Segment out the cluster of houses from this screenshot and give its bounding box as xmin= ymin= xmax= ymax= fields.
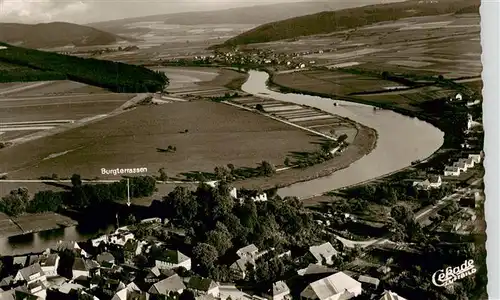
xmin=0 ymin=222 xmax=409 ymax=300
xmin=443 ymin=153 xmax=482 ymax=177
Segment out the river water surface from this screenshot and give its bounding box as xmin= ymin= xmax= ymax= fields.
xmin=0 ymin=69 xmax=444 ymax=255
xmin=241 ymin=70 xmax=444 ymax=198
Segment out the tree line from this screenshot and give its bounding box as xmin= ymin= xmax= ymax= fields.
xmin=0 ymin=174 xmax=157 ymax=217
xmin=0 ymin=42 xmax=168 ymax=93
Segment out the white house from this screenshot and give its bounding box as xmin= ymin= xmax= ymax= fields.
xmin=466 ymin=99 xmax=480 ymax=107
xmin=455 ymin=93 xmax=463 ymax=101
xmin=111 ymin=282 xmax=142 ymax=300
xmin=155 ymin=250 xmax=191 ymax=271
xmin=108 ymin=229 xmax=135 ymax=246
xmin=444 ymin=166 xmax=461 ymax=177
xmin=380 ymin=290 xmax=407 ymax=300
xmin=269 ymin=281 xmax=290 ymax=300
xmin=413 ymin=175 xmax=442 ymax=190
xmin=300 ymin=272 xmax=362 ymax=300
xmin=72 ymin=258 xmax=91 ymax=279
xmin=453 ymin=161 xmax=468 ymax=172
xmin=39 ymin=254 xmax=59 ymax=278
xmin=466 ymin=114 xmax=473 ymax=130
xmin=236 ymin=244 xmax=259 ymax=260
xmin=250 ymin=193 xmax=268 ymax=202
xmin=309 ymin=242 xmax=338 ymax=265
xmin=469 ymin=154 xmax=482 ymax=164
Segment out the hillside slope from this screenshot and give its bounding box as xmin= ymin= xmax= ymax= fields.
xmin=218 ymin=0 xmax=479 ymax=47
xmin=0 ymin=43 xmax=167 ymax=93
xmin=0 ymin=22 xmax=128 ymax=49
xmin=90 ymin=0 xmax=402 ymax=31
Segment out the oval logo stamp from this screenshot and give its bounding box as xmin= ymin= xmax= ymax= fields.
xmin=432 ymin=259 xmax=477 ymax=287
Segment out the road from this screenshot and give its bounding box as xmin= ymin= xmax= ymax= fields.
xmin=335 ymin=177 xmax=483 ymax=249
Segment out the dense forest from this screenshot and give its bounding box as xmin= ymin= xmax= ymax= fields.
xmin=0 ymin=43 xmax=168 ymax=93
xmin=217 ymin=0 xmax=479 ymax=47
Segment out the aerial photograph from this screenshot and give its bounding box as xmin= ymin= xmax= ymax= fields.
xmin=0 ymin=0 xmax=486 ymax=299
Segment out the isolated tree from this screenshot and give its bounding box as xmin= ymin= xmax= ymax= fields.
xmin=255 ymin=104 xmax=264 ymax=112
xmin=259 ymin=161 xmax=276 ymax=177
xmin=214 ymin=166 xmax=231 ymax=181
xmin=158 ymin=168 xmax=168 ymax=182
xmin=227 ymin=164 xmax=235 ymax=173
xmin=284 ymin=157 xmax=291 ymax=167
xmin=71 ymin=174 xmax=82 ymax=187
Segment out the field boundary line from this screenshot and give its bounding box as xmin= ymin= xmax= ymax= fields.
xmin=222 ymin=100 xmax=336 ymax=141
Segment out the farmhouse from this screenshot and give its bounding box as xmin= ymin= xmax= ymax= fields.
xmin=300 ymin=272 xmax=362 ymax=300
xmin=468 ymin=153 xmax=482 ymax=164
xmin=14 ymin=263 xmax=46 ymax=285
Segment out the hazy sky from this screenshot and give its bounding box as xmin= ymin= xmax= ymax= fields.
xmin=0 ymin=0 xmax=314 ymax=24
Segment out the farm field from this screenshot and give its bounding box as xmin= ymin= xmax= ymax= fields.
xmin=5 ymin=80 xmax=110 ymax=97
xmin=0 ymin=93 xmax=135 ymax=142
xmin=252 ymin=13 xmax=480 ymax=108
xmin=0 ymin=101 xmax=323 ymax=180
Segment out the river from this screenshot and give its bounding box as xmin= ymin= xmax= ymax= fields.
xmin=0 ymin=69 xmax=444 ymax=255
xmin=241 ymin=70 xmax=444 ymax=198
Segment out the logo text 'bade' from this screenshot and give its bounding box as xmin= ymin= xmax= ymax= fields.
xmin=101 ymin=167 xmax=148 ymax=176
xmin=432 ymin=259 xmax=476 ymax=287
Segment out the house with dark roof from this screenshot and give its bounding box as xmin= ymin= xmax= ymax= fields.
xmin=97 ymin=252 xmax=116 ymax=265
xmin=72 ymin=258 xmax=92 ymax=280
xmin=187 ymin=276 xmax=219 ymax=297
xmin=14 ymin=263 xmax=46 ymax=285
xmin=230 ymin=257 xmax=255 ymax=280
xmin=144 ymin=267 xmax=162 ymax=283
xmin=148 ymin=274 xmax=186 ymax=296
xmin=155 ymin=250 xmax=191 ymax=271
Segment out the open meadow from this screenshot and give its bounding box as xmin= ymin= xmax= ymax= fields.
xmin=0 ymin=100 xmax=323 ymax=180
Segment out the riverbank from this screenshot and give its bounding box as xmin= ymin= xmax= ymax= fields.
xmin=233 ymin=122 xmax=377 ymax=191
xmin=0 ymin=211 xmax=78 ymax=238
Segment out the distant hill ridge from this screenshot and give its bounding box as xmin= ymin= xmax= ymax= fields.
xmin=217 ymin=0 xmax=479 ymax=47
xmin=0 ymin=22 xmax=129 ymax=49
xmin=89 ymin=0 xmax=403 ymax=31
